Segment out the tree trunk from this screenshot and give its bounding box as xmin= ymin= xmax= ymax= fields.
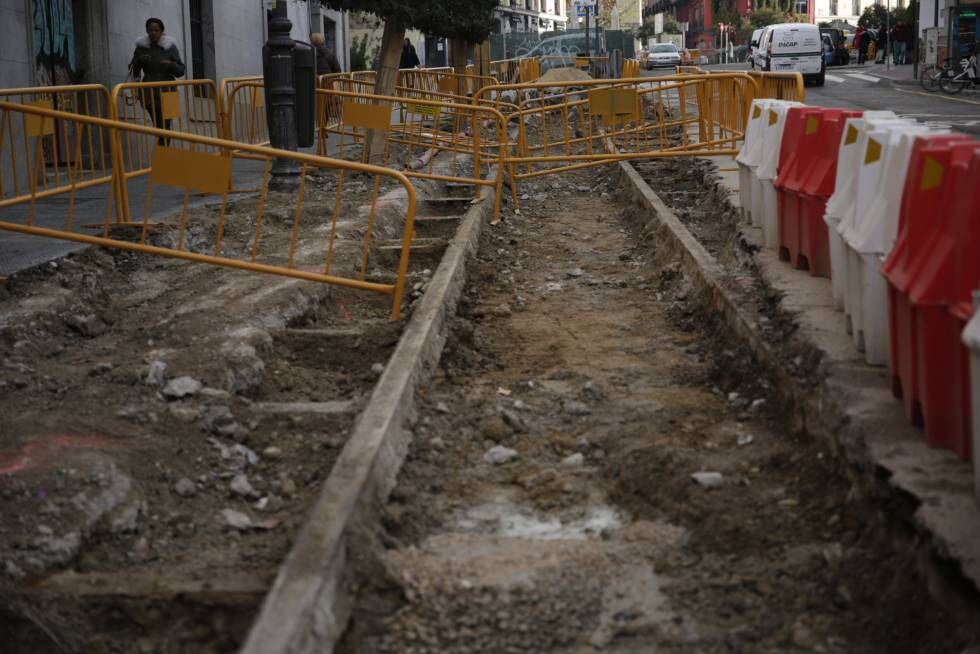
xmin=366 ymin=20 xmax=405 ymax=165
xmin=449 ymin=38 xmax=468 ymax=97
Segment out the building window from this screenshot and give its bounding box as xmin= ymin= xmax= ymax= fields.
xmin=852 ymin=0 xmax=860 ymax=15
xmin=830 ymin=0 xmax=838 ymax=15
xmin=795 ymin=0 xmax=808 ymax=15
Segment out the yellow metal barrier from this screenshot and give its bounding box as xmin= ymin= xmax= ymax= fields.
xmin=748 ymin=71 xmax=805 ymax=102
xmin=518 ymin=59 xmax=542 ymax=83
xmin=621 ymin=59 xmax=641 ymax=79
xmin=219 ymin=76 xmax=268 ymax=149
xmin=316 ymin=88 xmax=506 ymax=220
xmin=110 ymin=79 xmax=224 ymax=222
xmin=675 ymin=65 xmax=707 ymax=75
xmin=473 ymin=74 xmax=755 ymax=209
xmin=0 ymin=100 xmax=418 ymax=320
xmin=490 ymin=58 xmax=522 ymax=85
xmin=0 ymin=84 xmax=114 ymax=214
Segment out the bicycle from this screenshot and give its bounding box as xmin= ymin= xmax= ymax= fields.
xmin=939 ymin=52 xmax=979 ymax=94
xmin=919 ymin=59 xmax=954 ymax=92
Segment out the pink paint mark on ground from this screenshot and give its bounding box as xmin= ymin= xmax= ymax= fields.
xmin=337 ymin=300 xmax=353 ymax=321
xmin=0 ymin=435 xmax=113 ymax=476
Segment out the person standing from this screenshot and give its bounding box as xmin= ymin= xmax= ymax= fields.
xmin=311 ymin=33 xmax=341 ymax=75
xmin=128 ymin=18 xmax=185 ymax=144
xmin=875 ymin=28 xmax=887 ymax=63
xmin=854 ymin=27 xmax=865 ymax=64
xmin=859 ymin=28 xmax=872 ymax=65
xmin=400 ymin=38 xmax=421 ymax=69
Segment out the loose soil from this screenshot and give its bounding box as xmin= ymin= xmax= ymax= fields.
xmin=340 ymin=168 xmax=980 ymax=653
xmin=0 ymin=168 xmax=443 ymax=652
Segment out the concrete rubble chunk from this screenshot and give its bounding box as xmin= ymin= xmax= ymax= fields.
xmin=230 ymin=474 xmax=257 ymax=498
xmin=483 ymin=445 xmax=519 ymax=465
xmin=174 ymin=478 xmax=197 ymax=498
xmin=691 ymin=471 xmax=724 ymax=488
xmin=162 ymin=376 xmax=203 ymax=400
xmin=145 ymin=360 xmax=168 ymax=386
xmin=221 ymin=508 xmax=253 ymax=531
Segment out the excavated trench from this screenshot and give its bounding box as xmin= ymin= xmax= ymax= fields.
xmin=338 ymin=166 xmax=980 ymax=654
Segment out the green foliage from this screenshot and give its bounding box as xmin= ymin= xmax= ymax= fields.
xmin=748 ymin=7 xmax=788 ymax=28
xmin=349 ymin=33 xmax=375 ymax=71
xmin=635 ymin=12 xmax=682 ymax=42
xmin=321 ymin=0 xmax=497 ymax=42
xmin=858 ymin=3 xmax=888 ymax=28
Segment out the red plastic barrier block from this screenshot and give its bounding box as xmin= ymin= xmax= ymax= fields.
xmin=775 ymin=107 xmax=824 ymax=270
xmin=881 ymin=135 xmax=971 ymax=423
xmin=797 ymin=109 xmax=862 ymax=279
xmin=909 ymin=145 xmax=980 ymax=460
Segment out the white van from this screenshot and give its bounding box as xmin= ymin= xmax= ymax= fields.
xmin=747 ymin=28 xmax=764 ymax=69
xmin=753 ymin=23 xmax=825 ymax=86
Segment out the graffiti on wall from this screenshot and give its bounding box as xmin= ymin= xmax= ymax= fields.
xmin=33 ymin=0 xmax=77 ymax=86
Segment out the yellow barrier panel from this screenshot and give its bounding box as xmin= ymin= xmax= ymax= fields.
xmin=0 ymin=100 xmax=418 ymax=320
xmin=110 ymin=79 xmax=223 ymax=222
xmin=747 ymin=71 xmax=806 ymax=102
xmin=473 ymin=74 xmax=755 ymax=210
xmin=621 ymin=59 xmax=641 ymax=79
xmin=316 ymin=88 xmax=506 ymax=221
xmin=220 ymin=76 xmax=268 ymax=151
xmin=0 ymin=84 xmax=114 ymax=215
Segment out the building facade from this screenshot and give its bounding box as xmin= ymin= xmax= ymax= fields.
xmin=494 ymin=0 xmax=569 ymax=33
xmin=919 ymin=0 xmax=979 ymax=59
xmin=3 ymin=0 xmax=349 ymax=92
xmin=813 ymin=0 xmax=909 ymax=28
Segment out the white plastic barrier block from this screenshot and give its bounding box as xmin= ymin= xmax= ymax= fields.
xmin=847 ymin=126 xmax=939 ymax=365
xmin=736 ymin=99 xmax=779 ymax=226
xmin=962 ymin=302 xmax=980 ymax=501
xmin=753 ymin=102 xmax=803 ymax=249
xmin=823 ymin=111 xmax=897 ymax=314
xmin=840 ymin=119 xmax=917 ymax=358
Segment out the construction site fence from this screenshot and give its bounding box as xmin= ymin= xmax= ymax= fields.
xmin=0 ymin=99 xmax=418 ymax=319
xmin=472 ymin=73 xmax=755 ymax=210
xmin=314 ymin=87 xmax=506 ymax=221
xmin=0 ymin=84 xmax=115 ymax=212
xmin=219 ymin=76 xmax=269 ymax=150
xmin=747 ymin=71 xmax=806 ymax=102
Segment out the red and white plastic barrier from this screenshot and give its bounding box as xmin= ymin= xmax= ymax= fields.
xmin=736 ymin=100 xmax=980 ymax=494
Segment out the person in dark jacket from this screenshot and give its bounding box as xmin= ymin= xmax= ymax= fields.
xmin=128 ymin=18 xmax=185 ymax=143
xmin=858 ymin=29 xmax=871 ymax=64
xmin=399 ymin=38 xmax=421 ymax=69
xmin=875 ymin=28 xmax=887 ymax=63
xmin=311 ymin=33 xmax=341 ymax=75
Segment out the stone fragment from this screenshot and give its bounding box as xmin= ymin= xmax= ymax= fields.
xmin=483 ymin=445 xmax=519 ymax=465
xmin=162 ymin=376 xmax=202 ymax=400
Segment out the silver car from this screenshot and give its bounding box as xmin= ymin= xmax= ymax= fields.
xmin=647 ymin=43 xmax=682 ymax=69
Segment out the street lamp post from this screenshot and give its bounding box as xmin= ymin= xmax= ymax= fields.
xmin=264 ymin=0 xmax=300 ymax=191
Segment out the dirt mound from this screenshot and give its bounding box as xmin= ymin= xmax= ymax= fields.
xmin=537 ymin=66 xmax=593 ymax=84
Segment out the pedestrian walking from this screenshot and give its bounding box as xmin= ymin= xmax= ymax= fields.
xmin=128 ymin=17 xmax=185 ymax=144
xmin=858 ymin=28 xmax=871 ymax=64
xmin=891 ymin=22 xmax=909 ymax=65
xmin=875 ymin=28 xmax=887 ymax=63
xmin=854 ymin=27 xmax=865 ymax=63
xmin=311 ymin=33 xmax=341 ymax=75
xmin=400 ymin=38 xmax=421 ymax=69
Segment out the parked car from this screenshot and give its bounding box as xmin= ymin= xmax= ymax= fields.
xmin=753 ymin=23 xmax=825 ymax=86
xmin=647 ymin=43 xmax=682 ymax=69
xmin=747 ymin=28 xmax=764 ymax=69
xmin=819 ymin=27 xmax=850 ymax=66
